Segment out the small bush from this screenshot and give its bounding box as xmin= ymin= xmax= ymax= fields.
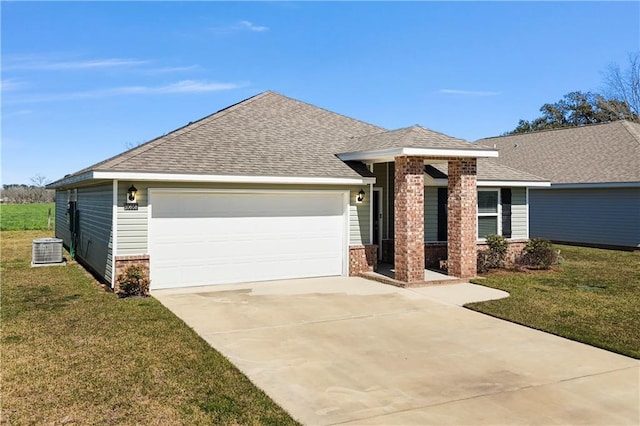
xmin=477 ymin=234 xmax=508 ymax=273
xmin=116 ymin=265 xmax=150 ymax=298
xmin=518 ymin=238 xmax=559 ymax=270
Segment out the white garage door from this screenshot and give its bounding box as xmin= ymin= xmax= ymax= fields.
xmin=149 ymin=190 xmax=347 ymax=289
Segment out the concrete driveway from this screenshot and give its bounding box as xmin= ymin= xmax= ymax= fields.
xmin=153 ymin=277 xmax=639 ymax=425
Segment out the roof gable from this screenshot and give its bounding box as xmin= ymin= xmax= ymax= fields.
xmin=476 ymin=121 xmax=640 ymax=184
xmin=70 ymin=91 xmax=385 ymax=181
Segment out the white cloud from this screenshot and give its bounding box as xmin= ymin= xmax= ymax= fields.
xmin=109 ymin=80 xmax=245 ymax=95
xmin=438 ymin=89 xmax=502 ymax=97
xmin=210 ymin=20 xmax=269 ymax=34
xmin=3 ymin=109 xmax=32 ymax=118
xmin=3 ymin=80 xmax=247 ymax=104
xmin=139 ymin=65 xmax=200 ymax=74
xmin=238 ymin=20 xmax=269 ymax=32
xmin=1 ymin=79 xmax=28 ymax=91
xmin=4 ymin=56 xmax=149 ymax=71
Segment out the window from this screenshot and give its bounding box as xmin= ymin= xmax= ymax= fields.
xmin=478 ymin=190 xmax=499 ymax=239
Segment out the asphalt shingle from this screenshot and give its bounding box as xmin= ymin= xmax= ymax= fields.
xmin=57 ymin=91 xmax=549 ymax=185
xmin=476 ymin=121 xmax=640 ymax=184
xmin=429 ymin=159 xmax=547 ymax=182
xmin=342 ymin=125 xmax=493 ymax=152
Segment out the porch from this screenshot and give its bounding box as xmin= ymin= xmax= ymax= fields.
xmin=361 ymin=263 xmax=463 ymax=287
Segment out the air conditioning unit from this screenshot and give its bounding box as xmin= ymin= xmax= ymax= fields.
xmin=32 ymin=238 xmax=64 ymax=265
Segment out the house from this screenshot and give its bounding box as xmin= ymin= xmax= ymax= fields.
xmin=47 ymin=91 xmax=549 ymax=290
xmin=477 ymin=121 xmax=640 ymax=250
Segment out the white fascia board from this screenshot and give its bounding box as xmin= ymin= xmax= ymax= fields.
xmin=478 ymin=180 xmax=551 ymax=188
xmin=424 ymin=177 xmax=550 ymax=187
xmin=545 ymin=181 xmax=640 ymax=189
xmin=338 ymin=147 xmax=499 ymax=162
xmin=92 ymin=171 xmax=376 ymax=185
xmin=46 ymin=172 xmax=94 ymax=189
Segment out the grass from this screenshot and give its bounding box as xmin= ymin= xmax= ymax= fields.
xmin=1 ymin=230 xmax=298 ymax=425
xmin=467 ymin=244 xmax=640 ymax=359
xmin=1 ymin=203 xmax=55 ymax=231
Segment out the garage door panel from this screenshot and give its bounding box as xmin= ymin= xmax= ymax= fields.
xmin=152 ymin=192 xmax=343 ymax=218
xmin=149 ymin=191 xmax=346 ymax=289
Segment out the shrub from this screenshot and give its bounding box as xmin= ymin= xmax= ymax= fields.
xmin=116 ymin=265 xmax=150 ymax=298
xmin=518 ymin=238 xmax=559 ymax=270
xmin=477 ymin=234 xmax=508 ymax=273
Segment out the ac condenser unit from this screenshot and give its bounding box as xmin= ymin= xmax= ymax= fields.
xmin=32 ymin=238 xmax=64 ymax=265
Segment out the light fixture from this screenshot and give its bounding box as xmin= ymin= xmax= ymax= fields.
xmin=356 ymin=189 xmax=365 ymax=203
xmin=127 ymin=185 xmax=138 ymax=202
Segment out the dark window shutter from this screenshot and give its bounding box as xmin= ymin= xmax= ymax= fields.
xmin=501 ymin=188 xmax=512 ymax=238
xmin=437 ymin=188 xmax=448 ymax=241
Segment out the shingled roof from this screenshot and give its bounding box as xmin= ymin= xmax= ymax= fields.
xmin=50 ymin=91 xmax=546 ymax=188
xmin=476 ymin=121 xmax=640 ymax=184
xmin=427 ymin=158 xmax=547 ymax=183
xmin=342 ymin=125 xmax=494 ymax=153
xmin=67 ymin=91 xmax=384 ymax=181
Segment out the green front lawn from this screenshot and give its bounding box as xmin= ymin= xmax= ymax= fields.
xmin=468 ymin=244 xmax=640 ymax=359
xmin=1 ymin=231 xmax=298 ymax=425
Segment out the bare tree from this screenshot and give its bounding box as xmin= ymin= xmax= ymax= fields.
xmin=1 ymin=175 xmax=54 ymax=203
xmin=602 ymin=52 xmax=640 ymax=123
xmin=30 ymin=174 xmax=50 ymax=187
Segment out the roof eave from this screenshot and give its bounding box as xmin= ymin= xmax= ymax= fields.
xmin=426 ymin=177 xmax=550 ymax=187
xmin=547 ymin=181 xmax=640 ymax=189
xmin=46 ymin=171 xmax=95 ymax=189
xmin=337 ymin=147 xmax=499 ymax=163
xmin=47 ymin=171 xmax=376 ymax=188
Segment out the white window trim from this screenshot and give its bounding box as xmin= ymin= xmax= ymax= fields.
xmin=477 ymin=188 xmax=501 ymax=241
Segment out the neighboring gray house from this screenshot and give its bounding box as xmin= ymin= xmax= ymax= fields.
xmin=477 ymin=121 xmax=640 ymax=249
xmin=48 ymin=91 xmax=548 ymax=290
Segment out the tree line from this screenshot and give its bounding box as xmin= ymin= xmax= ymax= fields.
xmin=1 ymin=175 xmax=55 ymax=204
xmin=507 ymin=53 xmax=639 ymax=134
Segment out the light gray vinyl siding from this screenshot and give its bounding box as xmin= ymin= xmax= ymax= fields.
xmin=75 ymin=184 xmax=113 ymax=283
xmin=423 ymin=186 xmax=528 ymax=242
xmin=424 ymin=187 xmax=438 ymax=241
xmin=116 ymin=182 xmax=370 ymax=256
xmin=511 ymin=188 xmax=527 ymax=239
xmin=117 ymin=182 xmax=149 ymax=255
xmin=54 ymin=190 xmax=71 ymax=246
xmin=349 ymin=187 xmax=370 ymax=245
xmin=530 ymin=187 xmax=640 ymax=248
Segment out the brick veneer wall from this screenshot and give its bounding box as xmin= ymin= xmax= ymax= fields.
xmin=394 ymin=156 xmax=425 ymax=283
xmin=447 ymin=158 xmax=478 ymax=279
xmin=114 ymin=255 xmax=150 ymax=291
xmin=477 ymin=239 xmax=527 ymax=266
xmin=383 ymin=240 xmax=528 ymax=272
xmin=349 ymin=245 xmax=378 ymax=276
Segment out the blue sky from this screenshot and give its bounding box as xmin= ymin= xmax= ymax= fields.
xmin=2 ymin=1 xmax=639 ymax=185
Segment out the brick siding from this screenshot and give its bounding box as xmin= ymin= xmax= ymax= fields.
xmin=394 ymin=156 xmax=425 ymax=282
xmin=447 ymin=158 xmax=478 ymax=278
xmin=349 ymin=245 xmax=378 ymax=276
xmin=114 ymin=255 xmax=150 ymax=292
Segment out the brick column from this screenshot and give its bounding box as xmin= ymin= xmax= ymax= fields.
xmin=394 ymin=156 xmax=424 ymax=283
xmin=447 ymin=158 xmax=478 ymax=278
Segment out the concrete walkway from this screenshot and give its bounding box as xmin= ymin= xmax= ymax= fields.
xmin=153 ymin=277 xmax=639 ymax=425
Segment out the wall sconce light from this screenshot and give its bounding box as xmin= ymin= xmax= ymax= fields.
xmin=127 ymin=185 xmax=138 ymax=202
xmin=356 ymin=189 xmax=365 ymax=204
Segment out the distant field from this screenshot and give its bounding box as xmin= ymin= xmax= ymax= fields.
xmin=0 ymin=203 xmax=55 ymax=231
